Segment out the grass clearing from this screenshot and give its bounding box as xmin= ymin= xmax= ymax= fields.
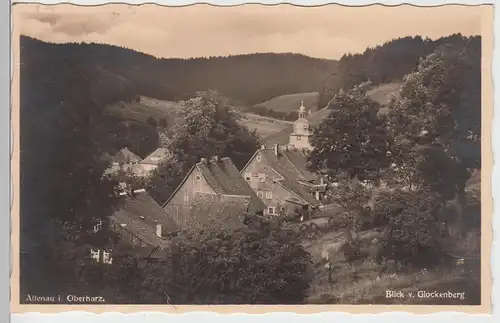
xmin=254 ymin=92 xmax=319 ymax=114
xmin=304 ymin=225 xmax=480 ymax=305
xmin=237 ymin=113 xmax=291 ymax=138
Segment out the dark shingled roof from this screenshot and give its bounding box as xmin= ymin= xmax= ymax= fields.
xmin=188 ymin=194 xmax=251 ymax=230
xmin=112 ymin=190 xmax=179 ymax=248
xmin=196 ymin=157 xmax=266 ymax=214
xmin=281 ymin=149 xmax=317 ymax=182
xmin=260 ymin=148 xmax=321 ymax=207
xmin=112 ymin=148 xmax=142 ymax=165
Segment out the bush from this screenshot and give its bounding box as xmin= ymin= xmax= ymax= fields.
xmin=159 ymin=215 xmax=314 ymax=304
xmin=376 ymin=189 xmax=445 ymax=267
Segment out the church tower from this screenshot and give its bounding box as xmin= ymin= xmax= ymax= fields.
xmin=289 ymin=101 xmax=313 ymax=150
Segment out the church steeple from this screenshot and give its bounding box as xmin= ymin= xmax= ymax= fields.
xmin=288 ymin=101 xmax=313 ymax=150
xmin=299 ymin=100 xmax=306 ymax=119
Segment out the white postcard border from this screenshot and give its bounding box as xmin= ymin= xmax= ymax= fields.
xmin=6 ymin=0 xmax=498 ymax=322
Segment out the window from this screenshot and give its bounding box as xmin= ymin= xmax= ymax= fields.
xmin=244 ymin=172 xmax=251 ymax=181
xmin=93 ymin=220 xmax=102 ymax=233
xmin=258 ymin=173 xmax=266 ymax=182
xmin=103 ymin=251 xmax=113 ymax=264
xmin=265 ymin=191 xmax=273 ymax=200
xmin=303 ymin=124 xmax=308 ymax=130
xmin=256 ymin=155 xmax=262 ymax=162
xmin=195 ymin=175 xmax=201 ymax=192
xmin=268 ymin=206 xmax=276 ymax=215
xmin=257 ymin=191 xmax=264 ymax=199
xmin=90 ymin=249 xmax=100 ymax=261
xmin=297 ymin=135 xmax=301 ymax=141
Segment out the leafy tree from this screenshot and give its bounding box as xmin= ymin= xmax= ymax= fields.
xmin=149 ymin=91 xmax=260 ymax=204
xmin=375 ymin=189 xmax=446 ymax=267
xmin=19 ymin=37 xmax=128 ymax=298
xmin=59 ymin=212 xmax=314 ymax=305
xmin=159 ymin=214 xmax=313 ymax=304
xmin=319 ymin=34 xmax=476 ymax=106
xmin=308 ymin=86 xmax=392 ymax=183
xmin=386 ymin=41 xmax=481 ymax=227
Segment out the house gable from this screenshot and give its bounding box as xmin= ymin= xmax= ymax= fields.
xmin=164 ymin=157 xmax=265 ymax=226
xmin=163 ymin=165 xmax=216 ymax=208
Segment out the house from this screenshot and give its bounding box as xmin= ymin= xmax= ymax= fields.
xmin=91 ymin=188 xmax=179 ymax=263
xmin=162 ymin=156 xmax=266 ymax=227
xmin=241 ymin=144 xmax=327 ymax=217
xmin=137 ymin=148 xmax=169 ymax=176
xmin=240 ymin=101 xmax=328 ymax=217
xmin=104 ymin=147 xmax=142 ymax=176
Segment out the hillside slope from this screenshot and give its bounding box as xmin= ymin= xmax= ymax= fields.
xmin=21 ymin=35 xmax=338 ymax=106
xmin=254 ymin=92 xmax=320 ymax=114
xmin=318 ymin=33 xmax=480 ymax=107
xmin=263 ymin=82 xmax=402 ymax=145
xmin=105 ymin=96 xmax=292 ymax=140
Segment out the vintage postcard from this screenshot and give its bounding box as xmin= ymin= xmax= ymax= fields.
xmin=10 ymin=2 xmax=494 ymax=314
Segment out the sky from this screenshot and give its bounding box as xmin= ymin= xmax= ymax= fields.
xmin=13 ymin=3 xmax=489 ymax=60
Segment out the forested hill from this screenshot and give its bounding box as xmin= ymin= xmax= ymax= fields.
xmin=20 ymin=35 xmax=338 ymax=105
xmin=318 ymin=33 xmax=481 ymax=107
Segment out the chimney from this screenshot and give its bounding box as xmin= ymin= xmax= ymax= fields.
xmin=200 ymin=157 xmax=207 ymax=164
xmin=320 ymin=177 xmax=325 ymax=185
xmin=274 ymin=144 xmax=279 ymax=156
xmin=156 ymin=224 xmax=162 ymax=238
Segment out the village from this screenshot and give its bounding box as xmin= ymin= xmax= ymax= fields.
xmin=17 ymin=4 xmax=483 ymax=304
xmin=88 ymin=96 xmax=481 ymax=305
xmin=99 ymin=101 xmax=332 ymax=263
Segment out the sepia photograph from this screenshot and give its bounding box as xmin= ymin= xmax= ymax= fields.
xmin=10 ymin=2 xmax=493 ymax=312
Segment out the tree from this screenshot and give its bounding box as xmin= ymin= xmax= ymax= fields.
xmin=308 ymin=86 xmax=392 ymax=183
xmin=19 ymin=38 xmax=127 ymax=298
xmin=58 ymin=211 xmax=314 ymax=305
xmin=159 ymin=214 xmax=313 ymax=304
xmin=386 ymin=41 xmax=481 ymax=229
xmin=148 ymin=91 xmax=260 ymax=204
xmin=375 ymin=189 xmax=446 ymax=267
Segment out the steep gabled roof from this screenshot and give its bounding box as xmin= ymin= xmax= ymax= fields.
xmin=163 ymin=157 xmax=265 ymax=214
xmin=281 ymin=149 xmax=317 ymax=182
xmin=112 ymin=148 xmax=141 ymax=165
xmin=189 ymin=194 xmax=251 ymax=230
xmin=260 ymin=148 xmax=321 ymax=207
xmin=112 ymin=190 xmax=179 ymax=248
xmin=196 ymin=157 xmax=266 ymax=213
xmin=140 ymin=148 xmax=169 ymax=165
